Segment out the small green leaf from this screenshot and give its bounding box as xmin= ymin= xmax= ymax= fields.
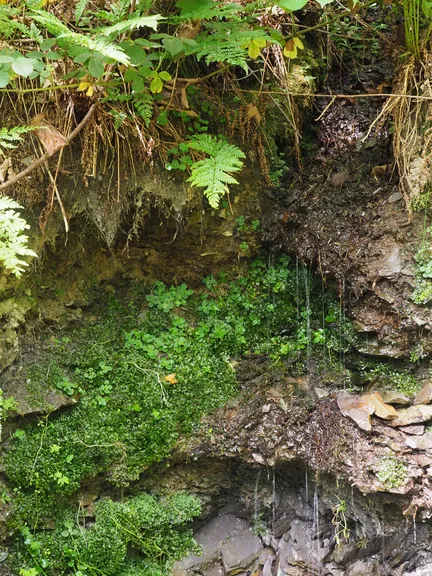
xmin=159 ymin=70 xmax=171 ymax=81
xmin=150 ymin=75 xmax=163 ymax=93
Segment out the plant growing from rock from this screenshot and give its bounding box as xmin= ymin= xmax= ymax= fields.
xmin=0 ymin=196 xmax=36 ymax=277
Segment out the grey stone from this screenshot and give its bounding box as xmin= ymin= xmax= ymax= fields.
xmin=401 ymin=425 xmax=425 ymax=435
xmin=315 ymin=387 xmax=329 ymax=399
xmin=389 ymin=405 xmax=432 ymax=427
xmin=221 ymin=528 xmax=263 ymax=572
xmin=173 ymin=514 xmax=251 ymax=573
xmin=346 ymin=560 xmax=377 ymax=575
xmin=388 ymin=191 xmax=403 ymax=203
xmin=403 ymin=564 xmax=432 ymax=576
xmin=337 ymin=391 xmax=374 ymax=432
xmin=381 ymin=390 xmax=411 ymax=406
xmin=204 ymin=567 xmax=225 ymax=576
xmin=406 ymin=432 xmax=432 ymax=450
xmin=414 ymin=381 xmax=432 ymax=405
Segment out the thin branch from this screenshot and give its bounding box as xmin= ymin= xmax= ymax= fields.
xmin=0 ymin=104 xmax=97 ymax=193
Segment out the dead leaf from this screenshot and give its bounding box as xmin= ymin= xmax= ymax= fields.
xmin=246 ymin=103 xmax=261 ymax=124
xmin=177 ymin=19 xmax=201 ymax=39
xmin=180 ymin=87 xmax=189 ymax=109
xmin=31 ymin=114 xmax=68 ymax=155
xmin=371 ymin=164 xmax=390 ymax=181
xmin=164 ymin=373 xmax=178 ymax=384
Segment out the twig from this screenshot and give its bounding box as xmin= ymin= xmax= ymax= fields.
xmin=0 ymin=104 xmax=97 ymax=193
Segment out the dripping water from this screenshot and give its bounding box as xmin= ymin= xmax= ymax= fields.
xmin=312 ymin=481 xmax=321 ymax=575
xmin=272 ymin=467 xmax=276 ymax=532
xmin=303 ymin=264 xmax=312 ymax=380
xmin=254 ymin=469 xmax=261 ymax=528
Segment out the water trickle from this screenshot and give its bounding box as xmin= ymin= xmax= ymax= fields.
xmin=413 ymin=516 xmax=417 ymax=545
xmin=303 ymin=264 xmax=312 ymax=379
xmin=312 ymin=481 xmax=322 ymax=575
xmin=272 ymin=467 xmax=276 ymax=532
xmin=254 ymin=469 xmax=261 ymax=527
xmin=339 ymin=277 xmax=346 ymax=389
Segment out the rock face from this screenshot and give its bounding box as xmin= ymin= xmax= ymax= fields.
xmin=389 ymin=405 xmax=432 ymax=427
xmin=414 ymin=381 xmax=432 ymax=405
xmin=162 ymin=458 xmax=430 ymax=576
xmin=337 ymin=391 xmax=397 ymax=432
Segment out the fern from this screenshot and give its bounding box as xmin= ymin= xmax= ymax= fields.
xmin=0 ymin=196 xmax=37 ymax=277
xmin=0 ymin=6 xmax=30 ymax=39
xmin=194 ymin=26 xmax=271 ymax=71
xmin=99 ymin=14 xmax=163 ymax=37
xmin=133 ymin=92 xmax=154 ymax=127
xmin=188 ymin=135 xmax=245 ymax=208
xmin=31 ymin=10 xmax=130 ymax=64
xmin=0 ymin=125 xmax=35 ymax=156
xmin=75 ymin=0 xmax=88 ymax=25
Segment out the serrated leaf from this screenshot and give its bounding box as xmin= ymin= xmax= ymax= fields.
xmin=100 ymin=15 xmax=163 ymax=37
xmin=11 ymin=57 xmax=34 ymax=78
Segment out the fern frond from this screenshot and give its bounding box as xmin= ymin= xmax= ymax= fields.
xmin=0 ymin=125 xmax=35 ymax=156
xmin=99 ymin=14 xmax=163 ymax=37
xmin=75 ymin=0 xmax=88 ymax=24
xmin=194 ymin=27 xmax=271 ymax=71
xmin=0 ymin=6 xmax=30 ymax=39
xmin=188 ymin=135 xmax=245 ymax=208
xmin=133 ymin=92 xmax=154 ymax=127
xmin=31 ymin=10 xmax=130 ymax=64
xmin=0 ymin=196 xmax=37 ymax=277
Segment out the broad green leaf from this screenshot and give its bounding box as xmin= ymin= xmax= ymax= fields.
xmin=88 ymin=57 xmax=104 ymax=78
xmin=316 ymin=0 xmax=334 ymax=5
xmin=11 ymin=57 xmax=34 ymax=78
xmin=123 ymin=44 xmax=149 ymax=66
xmin=137 ymin=66 xmax=153 ymax=78
xmin=0 ymin=70 xmax=10 ymax=88
xmin=276 ymin=0 xmax=308 ymax=11
xmin=248 ymin=38 xmax=266 ymax=59
xmin=176 ymin=0 xmax=212 ymax=15
xmin=124 ymin=68 xmax=138 ymax=82
xmin=150 ymin=76 xmax=163 ymax=93
xmin=132 ymin=75 xmax=144 ymax=92
xmin=163 ymin=37 xmax=185 ymax=57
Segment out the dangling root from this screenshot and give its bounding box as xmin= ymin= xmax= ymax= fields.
xmin=366 ymin=53 xmax=432 ymax=216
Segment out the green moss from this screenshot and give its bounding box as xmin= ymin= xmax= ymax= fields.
xmin=4 ymin=256 xmax=346 ymax=573
xmin=359 ymin=362 xmax=421 ymax=397
xmin=376 ymin=455 xmax=407 ymax=489
xmin=12 ymin=492 xmax=201 ymax=576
